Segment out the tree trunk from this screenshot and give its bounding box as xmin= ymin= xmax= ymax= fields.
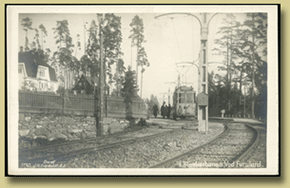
xmin=244 ymin=83 xmax=246 ymax=118
xmin=140 ymin=66 xmax=143 ymax=98
xmin=228 ymin=26 xmax=233 ymax=113
xmin=251 ymin=13 xmax=255 ymax=118
xmin=25 ymin=31 xmax=28 ymax=51
xmin=239 ymin=68 xmax=243 ymax=113
xmin=136 ymin=45 xmax=139 ymax=91
xmin=41 ymin=31 xmax=44 ymax=50
xmin=226 ymin=37 xmax=230 ymax=112
xmin=125 ymin=101 xmax=133 ymax=120
xmin=116 ymin=57 xmax=119 ymax=97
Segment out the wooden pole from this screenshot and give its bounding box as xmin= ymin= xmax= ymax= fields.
xmin=251 ymin=13 xmax=255 ymax=119
xmin=96 ymin=14 xmax=104 ymax=137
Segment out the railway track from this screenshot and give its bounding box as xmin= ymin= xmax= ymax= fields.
xmin=19 ymin=121 xmax=262 ymax=168
xmin=19 ymin=127 xmax=149 ymax=154
xmin=19 ymin=123 xmax=226 ymax=168
xmin=150 ymin=123 xmax=261 ymax=168
xmin=19 ymin=128 xmax=177 ymax=166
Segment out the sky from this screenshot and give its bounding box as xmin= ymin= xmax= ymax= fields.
xmin=18 ymin=12 xmax=247 ymax=102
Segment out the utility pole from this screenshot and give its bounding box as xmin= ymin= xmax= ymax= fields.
xmin=195 ymin=13 xmax=218 ymax=132
xmin=96 ymin=14 xmax=105 ymax=137
xmin=244 ymin=82 xmax=246 ymax=118
xmin=168 ymin=88 xmax=171 ymax=105
xmin=251 ymin=13 xmax=255 ymax=119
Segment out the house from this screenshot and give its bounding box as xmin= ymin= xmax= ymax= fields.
xmin=72 ymin=74 xmax=110 ymax=95
xmin=18 ymin=51 xmax=58 ymax=93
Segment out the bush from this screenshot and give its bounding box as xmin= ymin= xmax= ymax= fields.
xmin=126 ymin=117 xmax=136 ymax=126
xmin=137 ymin=118 xmax=147 ymax=127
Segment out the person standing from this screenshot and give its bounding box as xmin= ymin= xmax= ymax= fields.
xmin=161 ymin=102 xmax=165 ymax=118
xmin=153 ymin=104 xmax=158 ymax=118
xmin=164 ymin=105 xmax=168 ymax=119
xmin=177 ymin=105 xmax=183 ymax=119
xmin=167 ymin=104 xmax=171 ymax=119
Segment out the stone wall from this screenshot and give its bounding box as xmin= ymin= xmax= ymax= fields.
xmin=18 ymin=113 xmax=131 ymax=144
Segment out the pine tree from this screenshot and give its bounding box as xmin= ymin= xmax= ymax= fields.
xmin=121 ymin=66 xmax=139 ymax=119
xmin=138 ymin=47 xmax=150 ymax=97
xmin=211 ymin=13 xmax=267 ymax=118
xmin=129 ymin=15 xmax=146 ymax=90
xmin=52 ymin=20 xmax=75 ymax=91
xmin=234 ymin=13 xmax=267 ymax=118
xmin=39 ymin=24 xmax=47 ymax=49
xmin=102 ymin=14 xmax=123 ymax=91
xmin=21 ymin=17 xmax=33 ymax=51
xmin=121 ymin=66 xmax=139 ymax=101
xmin=113 ymin=58 xmax=126 ymax=96
xmin=243 ymin=13 xmax=267 ymax=118
xmin=213 ymin=13 xmax=242 ymax=113
xmin=84 ymin=20 xmax=100 ymax=78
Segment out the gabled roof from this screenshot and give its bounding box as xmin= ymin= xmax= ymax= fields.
xmin=82 ymin=75 xmax=98 ymax=86
xmin=82 ymin=75 xmax=109 ymax=87
xmin=73 ymin=74 xmax=110 ymax=90
xmin=18 ymin=51 xmax=57 ymax=82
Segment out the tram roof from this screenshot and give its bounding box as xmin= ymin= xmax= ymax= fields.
xmin=175 ymin=85 xmax=195 ymax=92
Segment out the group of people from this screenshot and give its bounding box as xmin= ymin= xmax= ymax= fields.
xmin=152 ymin=102 xmax=171 ymax=119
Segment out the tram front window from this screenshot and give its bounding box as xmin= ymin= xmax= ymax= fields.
xmin=179 ymin=93 xmax=185 ymax=103
xmin=186 ymin=92 xmax=193 ymax=103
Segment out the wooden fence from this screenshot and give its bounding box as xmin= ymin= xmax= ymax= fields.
xmin=19 ymin=91 xmax=147 ymax=118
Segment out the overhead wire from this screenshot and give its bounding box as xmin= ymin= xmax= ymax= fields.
xmin=173 ymin=15 xmax=197 ymax=87
xmin=156 ymin=14 xmax=196 ymax=87
xmin=209 ymin=13 xmax=219 ymax=59
xmin=191 ymin=16 xmax=195 ymax=61
xmin=170 ymin=17 xmax=183 ymax=62
xmin=155 ymin=14 xmax=181 ymax=98
xmin=158 ymin=15 xmax=183 ymax=84
xmin=155 ymin=14 xmax=173 ymax=67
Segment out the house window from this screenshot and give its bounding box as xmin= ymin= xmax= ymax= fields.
xmin=39 ymin=68 xmax=45 ymax=77
xmin=18 ymin=67 xmax=22 ymax=74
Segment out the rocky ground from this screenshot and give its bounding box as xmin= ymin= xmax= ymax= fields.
xmin=20 ymin=122 xmax=225 ymax=168
xmin=18 ymin=114 xmax=147 ymax=149
xmin=19 ymin=117 xmax=266 ymax=169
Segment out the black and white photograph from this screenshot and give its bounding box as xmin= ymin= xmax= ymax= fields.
xmin=7 ymin=5 xmax=279 ymax=176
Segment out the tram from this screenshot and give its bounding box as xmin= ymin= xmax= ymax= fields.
xmin=172 ymin=85 xmax=197 ymax=120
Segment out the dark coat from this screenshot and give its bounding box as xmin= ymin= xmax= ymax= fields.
xmin=153 ymin=104 xmax=158 ymax=116
xmin=167 ymin=104 xmax=171 ymax=117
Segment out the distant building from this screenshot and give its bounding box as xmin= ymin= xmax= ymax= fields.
xmin=18 ymin=51 xmax=58 ymax=92
xmin=72 ymin=74 xmax=110 ymax=95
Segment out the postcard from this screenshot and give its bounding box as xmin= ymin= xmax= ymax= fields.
xmin=7 ymin=4 xmax=279 ymax=176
